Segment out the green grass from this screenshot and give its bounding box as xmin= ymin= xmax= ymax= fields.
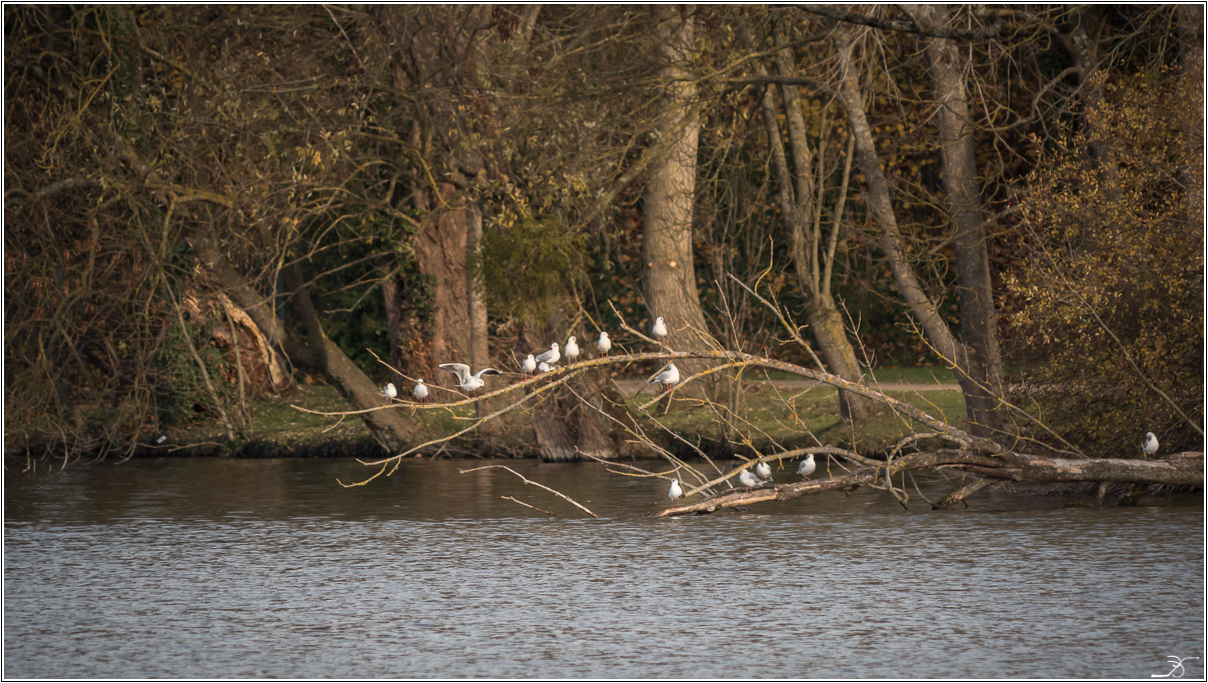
xmin=153 ymin=368 xmax=967 ymax=459
xmin=646 ymin=382 xmax=967 ymax=456
xmin=734 ymin=366 xmax=955 ymax=385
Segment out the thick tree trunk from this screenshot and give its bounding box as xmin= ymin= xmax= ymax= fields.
xmin=642 ymin=5 xmax=725 ymax=403
xmin=380 ymin=258 xmax=406 ymax=388
xmin=465 ymin=202 xmax=497 ymax=425
xmin=414 ymin=185 xmax=476 ymax=391
xmin=900 ymin=4 xmax=1007 ymax=437
xmin=521 ymin=320 xmax=634 ymax=462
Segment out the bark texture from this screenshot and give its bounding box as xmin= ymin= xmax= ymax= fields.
xmin=901 ymin=4 xmax=1007 ymax=437
xmin=641 ymin=5 xmax=725 ymax=402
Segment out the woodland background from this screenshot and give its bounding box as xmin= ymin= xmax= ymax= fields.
xmin=4 ymin=5 xmax=1203 ymax=465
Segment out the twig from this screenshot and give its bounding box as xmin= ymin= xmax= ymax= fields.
xmin=460 ymin=465 xmax=598 ymax=518
xmin=502 ymin=496 xmax=555 ymax=516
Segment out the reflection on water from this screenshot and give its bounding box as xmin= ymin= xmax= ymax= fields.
xmin=4 ymin=458 xmax=1204 ymax=678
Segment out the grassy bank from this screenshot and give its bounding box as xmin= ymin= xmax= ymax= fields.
xmin=145 ymin=373 xmax=966 ymax=460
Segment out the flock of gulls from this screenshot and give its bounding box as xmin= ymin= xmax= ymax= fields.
xmin=667 ymin=453 xmax=816 ymax=503
xmin=376 ymin=315 xmax=1169 ymax=506
xmin=379 ymin=316 xmax=679 ymax=405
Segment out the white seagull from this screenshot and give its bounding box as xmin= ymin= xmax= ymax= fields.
xmin=649 ymin=363 xmax=679 ymax=392
xmin=1142 ymin=432 xmax=1159 ymax=459
xmin=668 ymin=478 xmax=684 ymax=501
xmin=381 ymin=383 xmax=398 ymax=400
xmin=798 ymin=454 xmax=816 ymax=479
xmin=597 ymin=331 xmax=611 ymax=357
xmin=534 ymin=342 xmax=560 ymax=367
xmin=756 ymin=461 xmax=772 ymax=481
xmin=652 ymin=316 xmax=668 ymax=339
xmin=539 ymin=361 xmax=554 ymax=373
xmin=522 ymin=354 xmax=537 ymax=380
xmin=565 ymin=336 xmax=580 ymax=363
xmin=413 ymin=379 xmax=429 ymax=404
xmin=438 ymin=363 xmax=503 ymax=395
xmin=739 ymin=469 xmax=763 ymax=488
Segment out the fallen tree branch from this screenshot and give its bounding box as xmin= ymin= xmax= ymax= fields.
xmin=654 ymin=449 xmax=1203 ymax=517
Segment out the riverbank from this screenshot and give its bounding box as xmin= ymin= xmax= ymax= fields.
xmin=11 ymin=369 xmax=966 ymax=462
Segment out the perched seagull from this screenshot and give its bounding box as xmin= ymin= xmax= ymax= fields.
xmin=668 ymin=478 xmax=684 ymax=501
xmin=534 ymin=342 xmax=561 ymax=367
xmin=798 ymin=454 xmax=816 ymax=479
xmin=438 ymin=363 xmax=502 ymax=395
xmin=522 ymin=354 xmax=537 ymax=380
xmin=652 ymin=316 xmax=668 ymax=340
xmin=597 ymin=331 xmax=611 ymax=357
xmin=1142 ymin=432 xmax=1159 ymax=459
xmin=756 ymin=461 xmax=772 ymax=481
xmin=649 ymin=363 xmax=680 ymax=392
xmin=565 ymin=336 xmax=580 ymax=363
xmin=381 ymin=383 xmax=398 ymax=400
xmin=739 ymin=469 xmax=763 ymax=488
xmin=538 ymin=361 xmax=554 ymax=373
xmin=413 ymin=379 xmax=429 ymax=404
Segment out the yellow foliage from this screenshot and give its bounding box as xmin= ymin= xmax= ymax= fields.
xmin=1006 ymin=69 xmax=1204 ymax=455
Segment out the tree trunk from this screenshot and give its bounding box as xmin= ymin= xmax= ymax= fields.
xmin=521 ymin=320 xmax=634 ymax=462
xmin=414 ymin=185 xmax=476 ymax=391
xmin=900 ymin=3 xmax=1007 ymax=437
xmin=642 ymin=5 xmax=724 ymax=402
xmin=755 ymin=20 xmax=873 ymax=422
xmin=833 ymin=26 xmax=1002 ymax=436
xmin=465 ymin=202 xmax=497 ymax=425
xmin=380 ymin=257 xmax=406 ymax=388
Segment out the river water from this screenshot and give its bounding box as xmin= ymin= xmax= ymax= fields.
xmin=4 ymin=457 xmax=1204 ymax=678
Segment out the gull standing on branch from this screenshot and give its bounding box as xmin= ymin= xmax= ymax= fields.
xmin=652 ymin=316 xmax=668 ymax=340
xmin=756 ymin=461 xmax=772 ymax=481
xmin=413 ymin=379 xmax=428 ymax=404
xmin=565 ymin=336 xmax=579 ymax=363
xmin=538 ymin=361 xmax=554 ymax=374
xmin=739 ymin=469 xmax=763 ymax=488
xmin=1142 ymin=432 xmax=1159 ymax=459
xmin=522 ymin=354 xmax=537 ymax=380
xmin=798 ymin=454 xmax=816 ymax=479
xmin=668 ymin=478 xmax=683 ymax=501
xmin=534 ymin=342 xmax=560 ymax=367
xmin=381 ymin=383 xmax=398 ymax=401
xmin=649 ymin=363 xmax=679 ymax=392
xmin=597 ymin=331 xmax=611 ymax=357
xmin=438 ymin=363 xmax=503 ymax=396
